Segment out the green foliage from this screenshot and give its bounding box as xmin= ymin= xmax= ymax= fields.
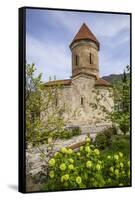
xmin=59 ymin=127 xmax=81 ymax=139
xmin=26 ymin=63 xmax=43 ymax=145
xmin=70 ymin=126 xmax=81 ymax=136
xmin=26 ymin=63 xmax=74 ymax=147
xmin=102 ymin=73 xmax=130 ymax=85
xmin=91 ymin=65 xmax=130 ymax=135
xmin=94 ymin=127 xmax=116 ymax=150
xmin=103 ymin=153 xmax=130 ymax=187
xmin=41 ymin=137 xmax=130 ymax=191
xmin=111 ymin=65 xmax=130 ymax=134
xmin=111 ymin=112 xmax=130 ymax=134
xmin=94 ymin=133 xmax=107 ymax=150
xmin=102 ymin=135 xmax=130 ymax=160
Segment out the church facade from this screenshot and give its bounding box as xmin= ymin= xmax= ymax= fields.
xmin=43 ymin=23 xmax=114 ymax=134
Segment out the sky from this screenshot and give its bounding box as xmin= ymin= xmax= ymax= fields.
xmin=26 ymin=8 xmax=130 ymax=82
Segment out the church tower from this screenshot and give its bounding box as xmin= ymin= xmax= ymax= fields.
xmin=70 ymin=23 xmax=100 ymax=79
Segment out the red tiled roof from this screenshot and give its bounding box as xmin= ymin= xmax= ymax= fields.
xmin=43 ymin=78 xmax=111 ymax=87
xmin=70 ymin=23 xmax=100 ymax=49
xmin=44 ymin=79 xmax=71 ymax=86
xmin=95 ymin=78 xmax=112 ymax=87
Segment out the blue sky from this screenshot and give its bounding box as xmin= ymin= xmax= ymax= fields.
xmin=26 ymin=8 xmax=130 ymax=82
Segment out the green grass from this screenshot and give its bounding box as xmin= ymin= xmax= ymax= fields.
xmin=101 ymin=135 xmax=130 ymax=160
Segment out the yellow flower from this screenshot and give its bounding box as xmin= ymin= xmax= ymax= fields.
xmin=85 ymin=137 xmax=91 ymax=143
xmin=76 ymin=176 xmax=82 ymax=185
xmin=64 ymin=174 xmax=69 ymax=181
xmin=110 ymin=167 xmax=114 ymax=172
xmin=61 ymin=175 xmax=65 ymax=182
xmin=96 ymin=164 xmax=101 ymax=171
xmin=69 ymin=158 xmax=74 ymax=164
xmin=67 ymin=148 xmax=73 ymax=154
xmin=115 ymin=169 xmax=119 ymax=176
xmin=107 ymin=155 xmax=111 ymax=159
xmin=54 ymin=152 xmax=59 ymax=157
xmin=122 ymin=170 xmax=125 ymax=175
xmin=85 ymin=146 xmax=91 ymax=153
xmin=119 ymin=183 xmax=123 ymax=186
xmin=94 ymin=149 xmax=100 ymax=155
xmin=77 ymin=152 xmax=81 ymax=156
xmin=86 ymin=161 xmax=92 ymax=168
xmin=120 ymin=162 xmax=124 ymax=168
xmin=119 ymin=152 xmax=123 ymax=158
xmin=80 ymin=146 xmax=83 ymax=151
xmin=61 ymin=174 xmax=69 ymax=182
xmin=114 ymin=155 xmax=119 ymax=160
xmin=127 ymin=161 xmax=130 ymax=167
xmin=61 ymin=147 xmax=67 ymax=154
xmin=60 ymin=163 xmax=66 ymax=171
xmin=49 ymin=170 xmax=54 ymax=178
xmin=49 ymin=158 xmax=55 ymax=167
xmin=68 ymin=164 xmax=74 ymax=170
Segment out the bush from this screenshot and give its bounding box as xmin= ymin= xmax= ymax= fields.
xmin=94 ymin=133 xmax=107 ymax=150
xmin=41 ymin=137 xmax=130 ymax=191
xmin=94 ymin=127 xmax=116 ymax=150
xmin=103 ymin=152 xmax=130 ymax=187
xmin=71 ymin=126 xmax=81 ymax=136
xmin=108 ymin=126 xmax=117 ymax=135
xmin=59 ymin=126 xmax=81 ymax=139
xmin=108 ymin=135 xmax=130 ymax=159
xmin=111 ymin=112 xmax=130 ymax=135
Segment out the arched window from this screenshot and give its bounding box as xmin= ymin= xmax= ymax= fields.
xmin=75 ymin=55 xmax=79 ymax=66
xmin=90 ymin=53 xmax=94 ymax=64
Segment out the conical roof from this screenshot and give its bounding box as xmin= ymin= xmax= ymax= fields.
xmin=70 ymin=23 xmax=100 ymax=49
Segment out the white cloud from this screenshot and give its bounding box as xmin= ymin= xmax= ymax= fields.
xmin=26 ymin=33 xmax=71 ymax=81
xmin=44 ymin=11 xmax=130 ymax=38
xmin=99 ymin=50 xmax=130 ymax=76
xmin=26 ymin=10 xmax=130 ymax=80
xmin=94 ymin=14 xmax=130 ymax=38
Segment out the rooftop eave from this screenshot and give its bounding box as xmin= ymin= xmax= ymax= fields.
xmin=69 ymin=38 xmax=100 ymax=50
xmin=95 ymin=84 xmax=112 ymax=87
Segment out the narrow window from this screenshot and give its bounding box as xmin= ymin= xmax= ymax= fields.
xmin=81 ymin=97 xmax=84 ymax=105
xmin=75 ymin=55 xmax=79 ymax=66
xmin=90 ymin=53 xmax=94 ymax=64
xmin=90 ymin=53 xmax=92 ymax=64
xmin=55 ymin=98 xmax=58 ymax=106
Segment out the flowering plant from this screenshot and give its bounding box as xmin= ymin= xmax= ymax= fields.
xmin=42 ymin=137 xmax=130 ymax=191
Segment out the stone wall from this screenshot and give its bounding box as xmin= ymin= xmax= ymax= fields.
xmin=71 ymin=40 xmax=99 ymax=78
xmin=54 ymin=74 xmax=114 ymax=129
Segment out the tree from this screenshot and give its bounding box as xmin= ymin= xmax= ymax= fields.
xmin=26 ymin=63 xmax=65 ymax=145
xmin=111 ymin=65 xmax=130 ymax=134
xmin=26 ymin=63 xmax=43 ymax=145
xmin=89 ymin=65 xmax=130 ymax=135
xmin=26 ymin=63 xmax=76 ymax=168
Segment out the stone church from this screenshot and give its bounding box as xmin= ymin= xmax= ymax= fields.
xmin=43 ymin=23 xmax=114 ymax=134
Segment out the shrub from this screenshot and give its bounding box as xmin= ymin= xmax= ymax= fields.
xmin=94 ymin=133 xmax=107 ymax=150
xmin=103 ymin=153 xmax=130 ymax=187
xmin=70 ymin=126 xmax=81 ymax=136
xmin=109 ymin=135 xmax=130 ymax=159
xmin=59 ymin=126 xmax=81 ymax=139
xmin=108 ymin=126 xmax=117 ymax=135
xmin=41 ymin=137 xmax=130 ymax=191
xmin=94 ymin=127 xmax=116 ymax=150
xmin=111 ymin=112 xmax=130 ymax=135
